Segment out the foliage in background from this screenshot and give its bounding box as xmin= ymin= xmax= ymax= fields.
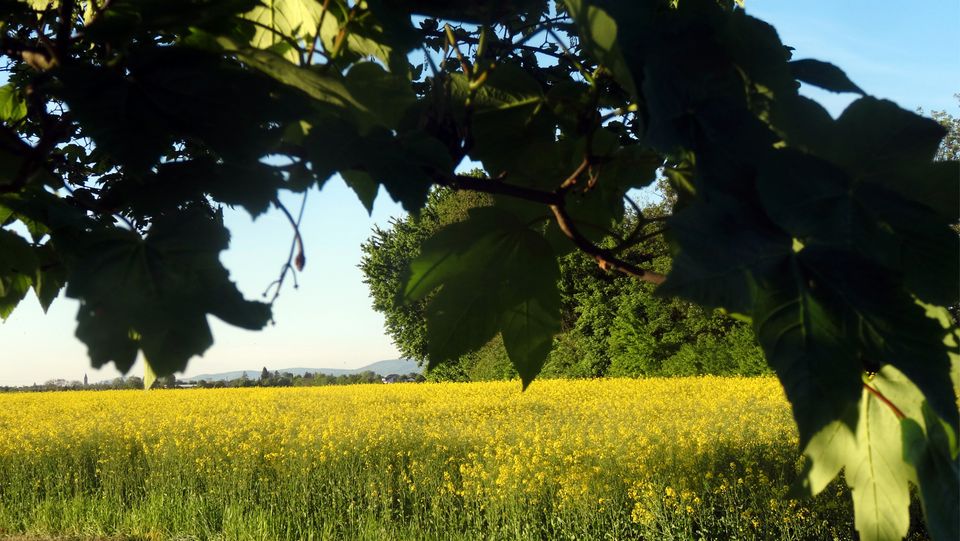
xmin=0 ymin=0 xmax=956 ymax=538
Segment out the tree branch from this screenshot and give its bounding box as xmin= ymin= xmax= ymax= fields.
xmin=263 ymin=195 xmax=308 ymax=305
xmin=432 ymin=169 xmax=665 ymax=284
xmin=551 ymin=203 xmax=665 ymax=284
xmin=439 ymin=173 xmax=561 ymax=206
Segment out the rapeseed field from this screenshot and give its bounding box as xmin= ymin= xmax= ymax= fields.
xmin=0 ymin=378 xmax=887 ymax=540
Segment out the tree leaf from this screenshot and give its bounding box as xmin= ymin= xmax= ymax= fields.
xmin=0 ymin=84 xmax=27 ymax=124
xmin=659 ymin=196 xmax=790 ymax=314
xmin=425 ymin=278 xmax=500 ymax=368
xmin=32 ymin=243 xmax=65 ymax=313
xmin=789 ymin=59 xmax=864 ymax=95
xmin=757 ymin=148 xmax=959 ymax=308
xmin=0 ymin=229 xmax=38 ymax=321
xmin=902 ymin=403 xmax=960 ymax=541
xmin=63 ymin=211 xmax=270 ymax=376
xmin=563 ymin=0 xmax=636 ymax=96
xmin=831 ymin=97 xmax=952 ymax=218
xmin=751 ymin=256 xmax=863 ymax=448
xmin=455 ymin=63 xmax=550 ymax=175
xmin=404 ymin=207 xmax=517 ymax=302
xmin=341 ymin=170 xmax=379 ymax=214
xmin=799 ymin=247 xmax=960 ymax=432
xmin=343 ymin=61 xmax=415 ymax=129
xmin=500 ymin=295 xmax=559 ymax=389
xmin=243 ymin=0 xmax=332 ymax=63
xmin=405 ymin=206 xmax=560 ymax=377
xmin=221 ymin=39 xmax=371 ymax=115
xmin=55 ymin=65 xmax=171 ymax=173
xmin=846 ymin=383 xmax=912 ymax=541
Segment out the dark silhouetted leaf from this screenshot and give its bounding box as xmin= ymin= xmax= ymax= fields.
xmin=752 ymin=256 xmax=863 ymax=448
xmin=789 ymin=59 xmax=864 ymax=95
xmin=64 ymin=211 xmax=270 ymax=375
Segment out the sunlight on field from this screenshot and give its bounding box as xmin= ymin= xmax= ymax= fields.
xmin=0 ymin=378 xmax=865 ymax=540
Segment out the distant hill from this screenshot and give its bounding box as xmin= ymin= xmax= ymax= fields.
xmin=184 ymin=359 xmax=422 ymax=382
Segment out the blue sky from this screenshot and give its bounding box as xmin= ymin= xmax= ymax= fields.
xmin=1 ymin=0 xmax=958 ymax=385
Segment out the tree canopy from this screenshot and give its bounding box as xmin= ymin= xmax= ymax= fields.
xmin=0 ymin=0 xmax=957 ymax=539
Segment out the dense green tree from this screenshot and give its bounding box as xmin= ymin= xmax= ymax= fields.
xmin=0 ymin=0 xmax=956 ymax=537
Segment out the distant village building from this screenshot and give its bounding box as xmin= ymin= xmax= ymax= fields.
xmin=83 ymin=374 xmax=88 ymax=387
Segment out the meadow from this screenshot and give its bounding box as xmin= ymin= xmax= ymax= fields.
xmin=0 ymin=378 xmax=923 ymax=540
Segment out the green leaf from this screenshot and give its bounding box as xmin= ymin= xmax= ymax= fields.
xmin=221 ymin=39 xmax=371 ymax=115
xmin=757 ymin=149 xmax=959 ymax=307
xmin=63 ymin=211 xmax=271 ymax=375
xmin=32 ymin=243 xmax=65 ymax=313
xmin=307 ymin=121 xmax=451 ymax=213
xmin=0 ymin=84 xmax=27 ymax=124
xmin=847 ymin=384 xmax=913 ymax=541
xmin=752 ymin=256 xmax=864 ymax=448
xmin=563 ymin=0 xmax=636 ymax=96
xmin=659 ymin=196 xmax=790 ymax=314
xmin=143 ymin=357 xmax=158 ymax=390
xmin=85 ymin=0 xmax=261 ymax=42
xmin=798 ymin=368 xmax=930 ymax=541
xmin=404 ymin=207 xmax=513 ymax=302
xmin=0 ymin=229 xmax=38 ymax=321
xmin=902 ymin=403 xmax=960 ymax=541
xmin=501 ymin=297 xmax=559 ymax=389
xmin=794 ymin=411 xmax=856 ymax=497
xmin=789 ymin=59 xmax=864 ymax=95
xmin=243 ymin=0 xmax=333 ymax=63
xmin=456 ymin=63 xmax=550 ymax=175
xmin=799 ymin=248 xmax=960 ymax=431
xmin=344 ymin=62 xmax=416 ymax=129
xmin=425 ymin=278 xmax=500 ymax=368
xmin=341 ymin=170 xmax=379 ymax=214
xmin=831 ymin=97 xmax=952 ymax=218
xmin=769 ymin=94 xmax=835 ymax=156
xmin=404 ymin=207 xmax=560 ymax=379
xmin=55 ymin=65 xmax=171 ymax=173
xmin=75 ymin=303 xmax=139 ymax=371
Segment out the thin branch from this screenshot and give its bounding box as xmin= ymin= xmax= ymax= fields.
xmin=431 ymin=169 xmax=664 ymax=282
xmin=545 ymin=27 xmax=593 ymax=84
xmin=509 ymin=15 xmax=570 ymax=35
xmin=59 ymin=179 xmax=136 ymax=230
xmin=439 ymin=173 xmax=560 ymax=206
xmin=444 ymin=23 xmax=471 ymax=76
xmin=305 ymin=0 xmax=332 ymax=65
xmin=551 ymin=203 xmax=665 ymax=284
xmin=558 ymin=157 xmax=590 ymax=191
xmin=263 ymin=194 xmax=308 ymax=304
xmin=419 ymin=28 xmax=567 ymax=61
xmin=615 ymin=226 xmax=667 ymax=253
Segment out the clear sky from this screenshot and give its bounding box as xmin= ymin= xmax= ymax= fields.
xmin=1 ymin=0 xmax=957 ymax=386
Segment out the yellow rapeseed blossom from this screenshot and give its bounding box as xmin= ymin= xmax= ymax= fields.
xmin=0 ymin=377 xmax=858 ymax=540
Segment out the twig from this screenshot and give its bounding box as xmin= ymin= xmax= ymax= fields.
xmin=550 ymin=203 xmax=664 ymax=284
xmin=263 ymin=194 xmax=308 ymax=304
xmin=558 ymin=157 xmax=590 ymax=191
xmin=444 ymin=23 xmax=471 ymax=75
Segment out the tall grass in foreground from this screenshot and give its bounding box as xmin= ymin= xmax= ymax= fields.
xmin=0 ymin=378 xmax=927 ymax=540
